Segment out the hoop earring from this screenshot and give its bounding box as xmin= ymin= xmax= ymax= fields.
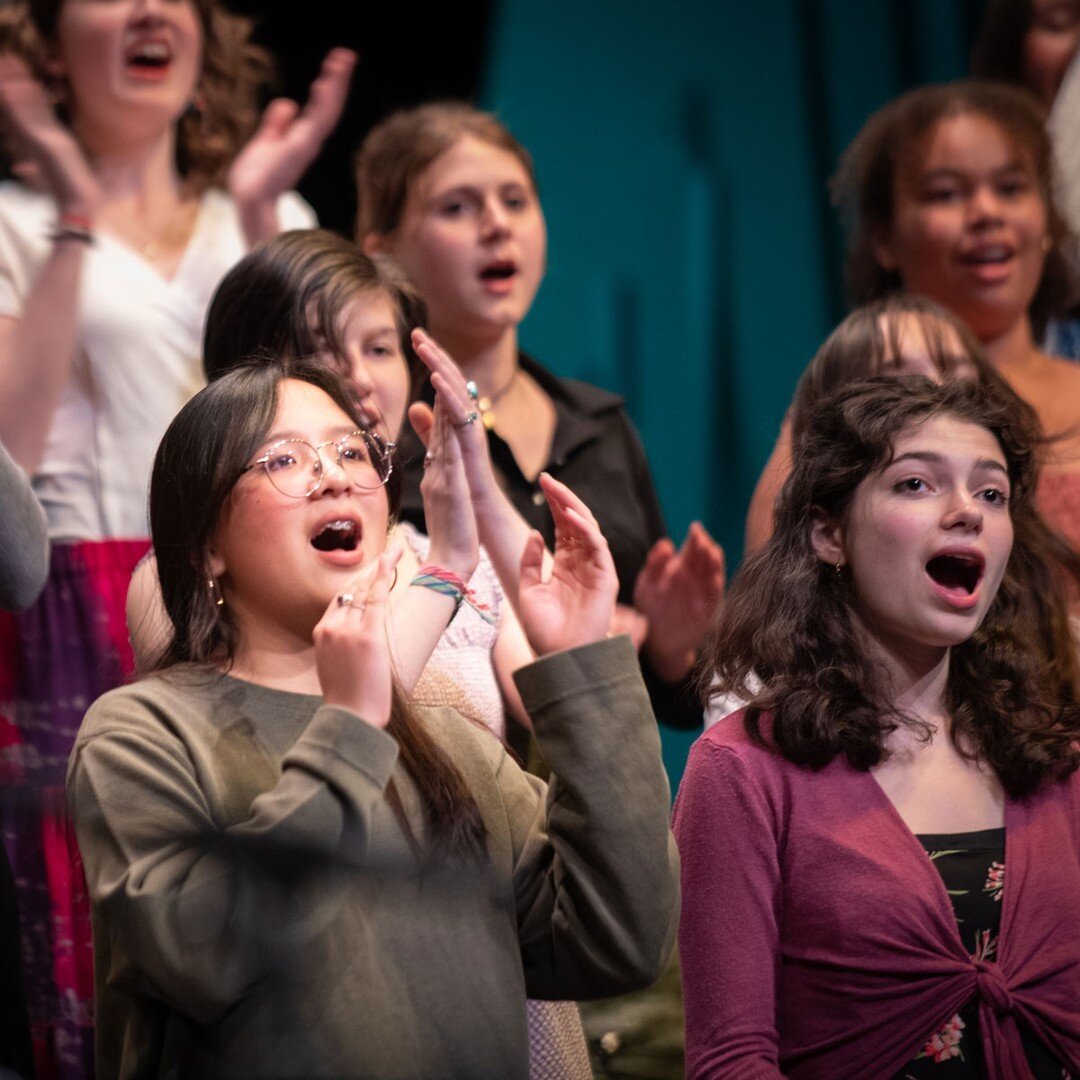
xmin=835 ymin=562 xmax=843 ymax=578
xmin=208 ymin=575 xmax=224 ymax=607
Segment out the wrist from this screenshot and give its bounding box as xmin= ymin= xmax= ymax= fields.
xmin=424 ymin=546 xmax=478 ymax=581
xmin=644 ymin=637 xmax=697 ymax=683
xmin=321 ymin=696 xmax=390 ymax=729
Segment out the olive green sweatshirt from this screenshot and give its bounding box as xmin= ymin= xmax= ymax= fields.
xmin=68 ymin=636 xmax=678 ymax=1079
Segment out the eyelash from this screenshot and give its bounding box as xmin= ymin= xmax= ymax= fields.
xmin=893 ymin=476 xmax=1009 ymax=504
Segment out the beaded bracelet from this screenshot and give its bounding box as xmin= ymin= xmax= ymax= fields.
xmin=411 ymin=564 xmax=496 ymax=625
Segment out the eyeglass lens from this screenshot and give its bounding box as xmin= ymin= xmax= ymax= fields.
xmin=262 ymin=434 xmax=389 ymax=497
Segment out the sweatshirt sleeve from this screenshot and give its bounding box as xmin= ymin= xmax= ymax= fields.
xmin=67 ymin=698 xmax=399 ymax=1026
xmin=673 ymin=736 xmax=785 ymax=1078
xmin=506 ymin=635 xmax=679 ymax=1000
xmin=0 ymin=441 xmax=47 ymax=611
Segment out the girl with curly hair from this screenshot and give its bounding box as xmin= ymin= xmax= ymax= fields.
xmin=0 ymin=2 xmax=352 ymax=1072
xmin=678 ymin=375 xmax=1080 ymax=1077
xmin=831 ymin=80 xmax=1080 ymax=568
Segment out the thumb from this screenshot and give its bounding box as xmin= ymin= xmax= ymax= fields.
xmin=408 ymin=401 xmax=434 ymax=448
xmin=254 ymin=97 xmax=298 ymax=140
xmin=519 ymin=530 xmax=546 ymax=591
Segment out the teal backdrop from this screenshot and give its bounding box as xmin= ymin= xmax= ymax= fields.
xmin=479 ymin=0 xmax=982 ymax=791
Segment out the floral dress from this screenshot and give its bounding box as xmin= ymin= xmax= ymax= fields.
xmin=894 ymin=828 xmax=1072 ymax=1078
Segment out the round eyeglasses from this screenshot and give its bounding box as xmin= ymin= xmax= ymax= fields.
xmin=244 ymin=430 xmax=394 ymax=498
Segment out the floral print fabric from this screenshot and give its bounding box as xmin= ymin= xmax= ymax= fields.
xmin=894 ymin=828 xmax=1070 ymax=1079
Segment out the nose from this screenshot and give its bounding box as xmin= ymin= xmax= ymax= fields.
xmin=967 ymin=184 xmax=1005 ymax=229
xmin=942 ymin=488 xmax=983 ymax=533
xmin=480 ymin=197 xmax=511 ymax=241
xmin=312 ymin=446 xmax=353 ymax=497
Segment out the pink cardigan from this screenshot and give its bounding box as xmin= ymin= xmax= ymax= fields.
xmin=674 ymin=712 xmax=1080 ymax=1079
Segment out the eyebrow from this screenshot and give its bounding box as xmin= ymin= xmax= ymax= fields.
xmin=262 ymin=424 xmax=357 ymax=444
xmin=890 ymin=450 xmax=1009 ymax=476
xmin=920 ymin=162 xmax=1028 ymax=181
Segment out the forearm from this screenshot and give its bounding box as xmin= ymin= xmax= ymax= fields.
xmin=234 ymin=196 xmax=280 ymax=250
xmin=474 ymin=486 xmax=551 ymax=614
xmin=0 ymin=239 xmax=86 ymax=471
xmin=0 ymin=440 xmax=47 ymax=610
xmin=511 ymin=637 xmax=678 ymax=998
xmin=385 ymin=582 xmax=461 ymax=694
xmin=70 ymin=706 xmax=399 ymax=1025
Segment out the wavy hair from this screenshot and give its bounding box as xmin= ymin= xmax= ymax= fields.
xmin=355 ymin=101 xmax=536 ymax=239
xmin=149 ymin=359 xmax=485 ymax=858
xmin=0 ymin=0 xmax=270 ymax=191
xmin=785 ymin=296 xmax=1080 ymax=697
xmin=831 ymin=80 xmax=1077 ymax=337
xmin=705 ymin=376 xmax=1080 ymax=797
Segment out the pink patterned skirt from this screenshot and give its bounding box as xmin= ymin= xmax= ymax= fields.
xmin=0 ymin=538 xmax=149 ymax=1079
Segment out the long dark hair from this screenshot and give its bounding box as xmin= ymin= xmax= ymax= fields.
xmin=971 ymin=0 xmax=1033 ymax=86
xmin=831 ymin=80 xmax=1077 ymax=337
xmin=0 ymin=0 xmax=270 ymax=192
xmin=149 ymin=359 xmax=485 ymax=858
xmin=203 ymin=229 xmax=426 ymax=393
xmin=705 ymin=376 xmax=1080 ymax=797
xmin=786 ymin=296 xmax=1080 ymax=697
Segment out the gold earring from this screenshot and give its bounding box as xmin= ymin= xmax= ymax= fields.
xmin=208 ymin=575 xmax=224 ymax=607
xmin=835 ymin=562 xmax=843 ymax=578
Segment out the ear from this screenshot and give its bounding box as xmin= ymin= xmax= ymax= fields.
xmin=361 ymin=232 xmax=388 ymax=257
xmin=871 ymin=227 xmax=897 ymax=273
xmin=809 ymin=509 xmax=846 ymax=568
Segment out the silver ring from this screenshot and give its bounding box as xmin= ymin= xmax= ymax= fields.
xmin=336 ymin=593 xmax=354 ymax=607
xmin=465 ymin=380 xmax=480 ymax=402
xmin=458 ymin=410 xmax=479 ymax=427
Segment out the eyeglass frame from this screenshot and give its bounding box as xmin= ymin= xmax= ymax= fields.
xmin=240 ymin=429 xmax=396 ymax=499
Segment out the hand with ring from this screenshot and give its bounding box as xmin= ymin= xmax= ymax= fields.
xmin=314 ymin=548 xmax=401 ymax=727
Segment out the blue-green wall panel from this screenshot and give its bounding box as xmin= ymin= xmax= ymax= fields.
xmin=481 ymin=1 xmax=969 ymax=789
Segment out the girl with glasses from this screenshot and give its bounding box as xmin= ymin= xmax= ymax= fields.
xmin=70 ymin=359 xmax=677 ymax=1079
xmin=0 ymin=0 xmax=351 ymax=1069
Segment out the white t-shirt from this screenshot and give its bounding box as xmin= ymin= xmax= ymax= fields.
xmin=0 ymin=182 xmax=316 ymax=541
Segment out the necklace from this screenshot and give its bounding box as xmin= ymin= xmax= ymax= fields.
xmin=476 ymin=369 xmax=520 ymax=430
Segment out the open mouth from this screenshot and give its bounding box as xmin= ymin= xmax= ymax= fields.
xmin=311 ymin=519 xmax=360 ymax=553
xmin=925 ymin=551 xmax=984 ymax=596
xmin=479 ymin=260 xmax=517 ymax=282
xmin=959 ymin=244 xmax=1014 ymax=268
xmin=126 ymin=41 xmax=172 ymax=70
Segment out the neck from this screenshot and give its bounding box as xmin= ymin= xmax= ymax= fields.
xmin=863 ymin=626 xmax=951 ymax=729
xmin=225 ymin=619 xmax=323 ymax=696
xmin=428 ymin=320 xmax=520 ymax=394
xmin=75 ymin=119 xmax=184 ymax=203
xmin=980 ymin=313 xmax=1043 ymax=374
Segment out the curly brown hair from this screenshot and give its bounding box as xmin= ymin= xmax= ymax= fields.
xmin=0 ymin=0 xmax=270 ymax=192
xmin=831 ymin=80 xmax=1077 ymax=338
xmin=704 ymin=375 xmax=1080 ymax=797
xmin=354 ymin=101 xmax=536 ymax=240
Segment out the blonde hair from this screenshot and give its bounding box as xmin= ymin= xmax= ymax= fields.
xmin=0 ymin=0 xmax=271 ymax=192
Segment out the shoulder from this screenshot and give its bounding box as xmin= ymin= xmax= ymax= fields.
xmin=76 ymin=670 xmax=222 ymax=748
xmin=519 ymin=353 xmax=626 ymax=417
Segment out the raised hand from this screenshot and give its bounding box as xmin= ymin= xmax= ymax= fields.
xmin=0 ymin=54 xmax=100 ymax=215
xmin=409 ymin=328 xmax=499 ymax=508
xmin=518 ymin=473 xmax=617 ymax=656
xmin=634 ymin=522 xmax=726 ymax=681
xmin=228 ymin=47 xmax=356 ymax=243
xmin=418 ymin=391 xmax=479 ymax=581
xmin=314 ymin=548 xmax=400 ymax=726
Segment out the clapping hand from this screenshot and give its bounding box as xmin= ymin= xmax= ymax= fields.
xmin=418 ymin=391 xmax=479 ymax=581
xmin=0 ymin=54 xmax=100 ymax=216
xmin=633 ymin=522 xmax=725 ymax=681
xmin=518 ymin=474 xmax=617 ymax=657
xmin=228 ymin=48 xmax=356 ymax=244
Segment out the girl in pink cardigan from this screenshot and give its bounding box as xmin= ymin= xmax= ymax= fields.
xmin=676 ymin=375 xmax=1080 ymax=1078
